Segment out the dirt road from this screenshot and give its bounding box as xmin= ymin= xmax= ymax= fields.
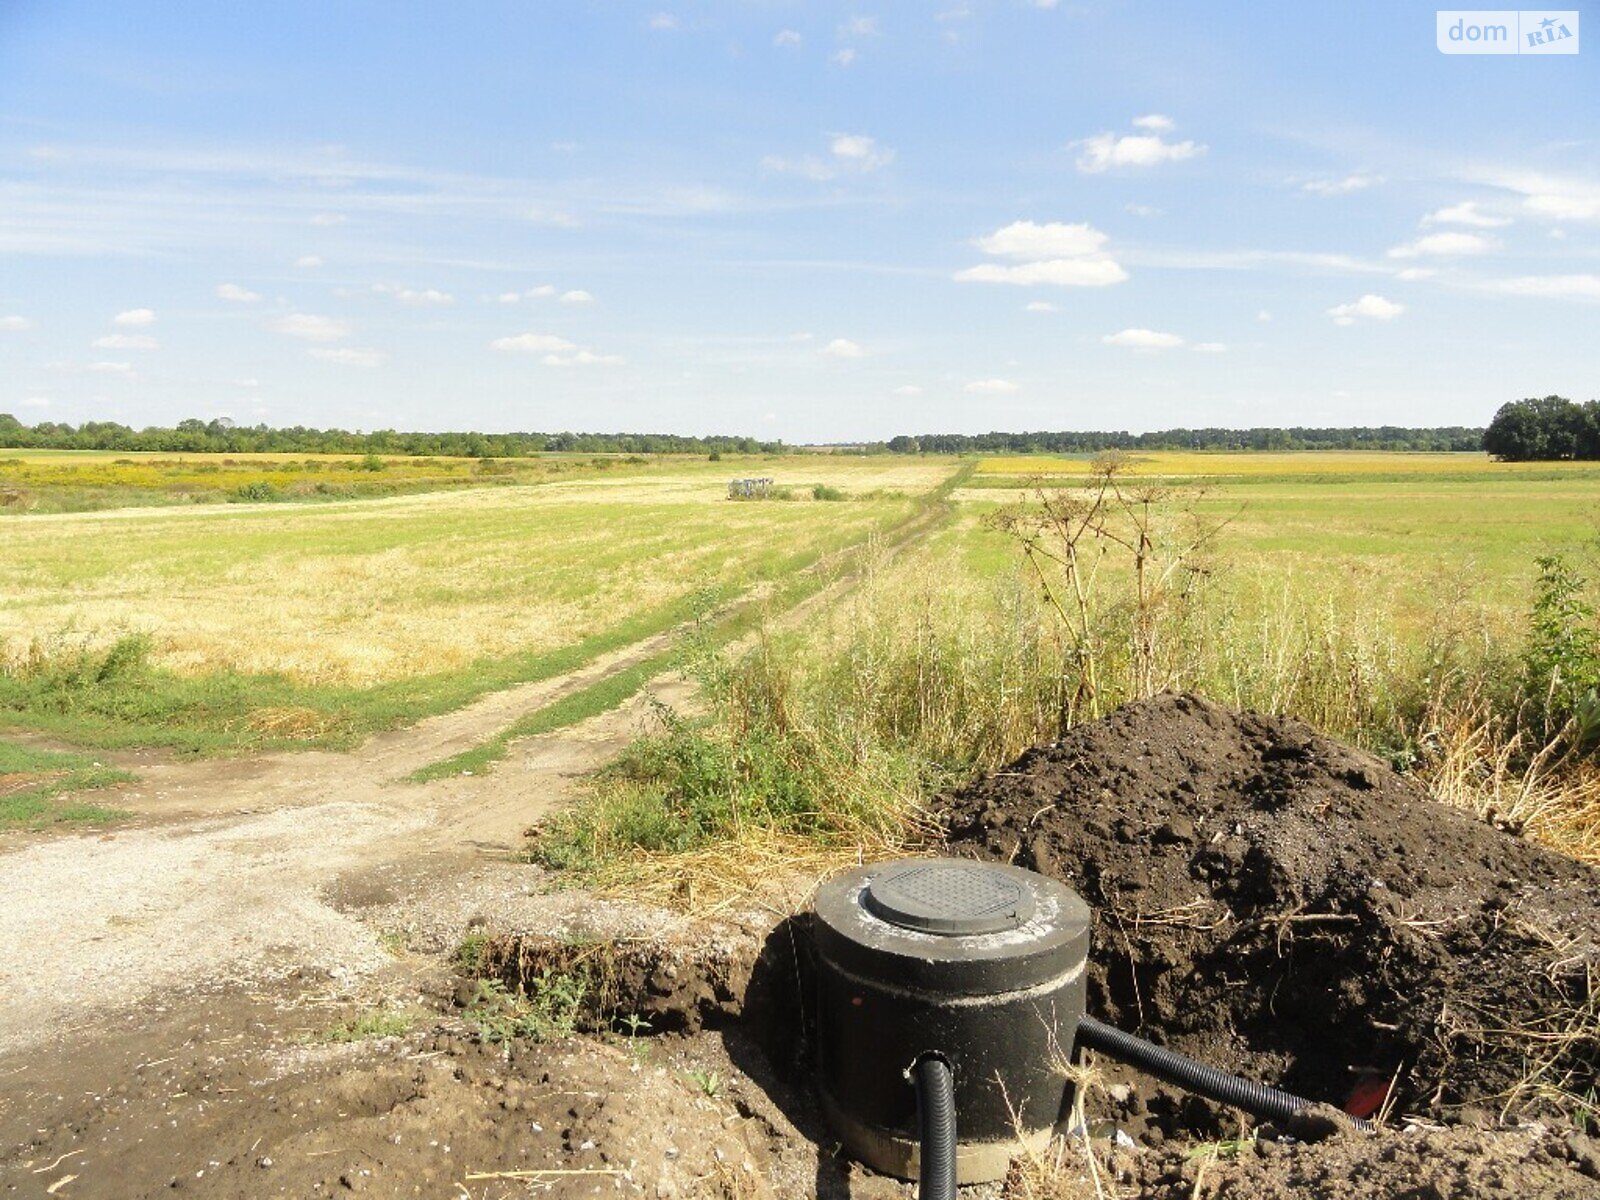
xmin=0 ymin=630 xmax=696 ymax=1059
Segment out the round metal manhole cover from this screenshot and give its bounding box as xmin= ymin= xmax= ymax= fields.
xmin=863 ymin=860 xmax=1035 ymax=936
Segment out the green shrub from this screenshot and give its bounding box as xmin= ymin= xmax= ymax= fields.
xmin=812 ymin=484 xmax=845 ymax=501
xmin=1523 ymin=554 xmax=1600 ymax=749
xmin=232 ymin=480 xmax=280 ymax=502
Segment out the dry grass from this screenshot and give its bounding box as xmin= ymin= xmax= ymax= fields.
xmin=583 ymin=828 xmax=925 ymax=918
xmin=0 ymin=461 xmax=945 ymax=684
xmin=1418 ymin=702 xmax=1600 ymax=868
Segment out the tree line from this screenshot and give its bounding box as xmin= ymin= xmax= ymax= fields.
xmin=0 ymin=415 xmax=785 ymax=457
xmin=8 ymin=411 xmax=1593 ymax=459
xmin=1482 ymin=396 xmax=1600 ymax=461
xmin=885 ymin=426 xmax=1484 ymax=455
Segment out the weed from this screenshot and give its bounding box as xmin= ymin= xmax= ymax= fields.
xmin=455 ymin=931 xmax=492 ymax=975
xmin=1524 ymin=554 xmax=1600 ymax=749
xmin=686 ymin=1067 xmax=723 ymax=1098
xmin=463 ymin=973 xmax=585 ymax=1043
xmin=232 ymin=480 xmax=281 ymax=502
xmin=315 ymin=1009 xmax=415 ymax=1043
xmin=811 ymin=484 xmax=845 ymax=501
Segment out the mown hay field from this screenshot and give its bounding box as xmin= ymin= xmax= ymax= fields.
xmin=0 ymin=455 xmax=952 ymax=685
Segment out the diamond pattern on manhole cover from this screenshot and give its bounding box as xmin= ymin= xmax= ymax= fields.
xmin=883 ymin=865 xmax=1021 ymax=917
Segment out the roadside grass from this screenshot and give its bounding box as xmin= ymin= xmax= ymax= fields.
xmin=0 ymin=739 xmax=131 ymax=829
xmin=0 ymin=590 xmax=728 ymax=756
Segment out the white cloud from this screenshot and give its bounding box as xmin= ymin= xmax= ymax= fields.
xmin=216 ymin=283 xmax=261 ymax=303
xmin=765 ymin=133 xmax=894 ymax=181
xmin=975 ymin=220 xmax=1107 ymax=260
xmin=1125 ymin=203 xmax=1162 ymax=218
xmin=309 ymin=212 xmax=347 ymax=226
xmin=235 ymin=378 xmax=260 ymax=388
xmin=542 ymin=348 xmax=624 ymax=367
xmin=497 ymin=291 xmax=522 ymax=303
xmin=820 ymin=337 xmax=866 ymax=359
xmin=1423 ymin=201 xmax=1510 ymax=228
xmin=1486 ymin=274 xmax=1600 ymax=300
xmin=86 ymin=360 xmax=133 ymax=374
xmin=92 ymin=333 xmax=159 ymax=350
xmin=113 ymin=307 xmax=155 ymax=326
xmin=1472 ymin=170 xmax=1600 ymax=222
xmin=1103 ymin=328 xmax=1184 ymax=349
xmin=1131 ymin=113 xmax=1174 ymax=132
xmin=1024 ymin=301 xmax=1058 ymax=313
xmin=1388 ymin=231 xmax=1494 ymax=258
xmin=830 ymin=48 xmax=857 ymax=66
xmin=830 ymin=133 xmax=894 ymax=170
xmin=892 ymin=384 xmax=923 ymax=396
xmin=1075 ymin=119 xmax=1204 ymax=173
xmin=1395 ymin=267 xmax=1436 ymax=281
xmin=1327 ymin=294 xmax=1405 ymax=325
xmin=309 ymin=347 xmax=386 ymax=367
xmin=1527 ymin=192 xmax=1600 ymax=221
xmin=559 ymin=289 xmax=595 ymax=304
xmin=1302 ymin=174 xmax=1379 ymax=196
xmin=0 ymin=315 xmax=33 ymax=331
xmin=1257 ymin=310 xmax=1273 ymax=322
xmin=20 ymin=395 xmax=51 ymax=408
xmin=1026 ymin=0 xmax=1059 ymax=8
xmin=956 ymin=258 xmax=1127 ymax=287
xmin=964 ymin=379 xmax=1018 ymax=394
xmin=492 ymin=332 xmax=576 ymax=354
xmin=648 ymin=12 xmax=677 ymax=30
xmin=957 ymin=220 xmax=1128 ymax=288
xmin=774 ymin=29 xmax=803 ymax=47
xmin=372 ymin=283 xmax=454 ymax=306
xmin=271 ymin=313 xmax=350 ymax=342
xmin=1191 ymin=342 xmax=1227 ymax=354
xmin=295 ymin=255 xmax=324 ymax=269
xmin=841 ymin=16 xmax=879 ymax=36
xmin=528 ymin=285 xmax=556 ymax=298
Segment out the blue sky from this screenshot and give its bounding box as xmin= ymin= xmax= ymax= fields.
xmin=1 ymin=1 xmax=1595 ymax=441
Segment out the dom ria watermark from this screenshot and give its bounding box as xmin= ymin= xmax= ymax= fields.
xmin=1438 ymin=10 xmax=1579 ymax=54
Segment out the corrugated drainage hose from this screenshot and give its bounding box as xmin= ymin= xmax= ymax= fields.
xmin=911 ymin=1056 xmax=958 ymax=1200
xmin=1076 ymin=1016 xmax=1372 ymax=1132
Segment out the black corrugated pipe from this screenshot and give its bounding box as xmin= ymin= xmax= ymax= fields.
xmin=911 ymin=1056 xmax=958 ymax=1200
xmin=1076 ymin=1016 xmax=1372 ymax=1132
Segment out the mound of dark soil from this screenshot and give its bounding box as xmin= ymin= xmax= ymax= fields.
xmin=941 ymin=693 xmax=1599 ymax=1126
xmin=1092 ymin=1126 xmax=1600 ymax=1200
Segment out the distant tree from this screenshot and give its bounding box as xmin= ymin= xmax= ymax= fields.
xmin=1484 ymin=396 xmax=1597 ymax=461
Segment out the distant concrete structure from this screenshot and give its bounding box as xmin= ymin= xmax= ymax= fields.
xmin=728 ymin=477 xmax=774 ymax=500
